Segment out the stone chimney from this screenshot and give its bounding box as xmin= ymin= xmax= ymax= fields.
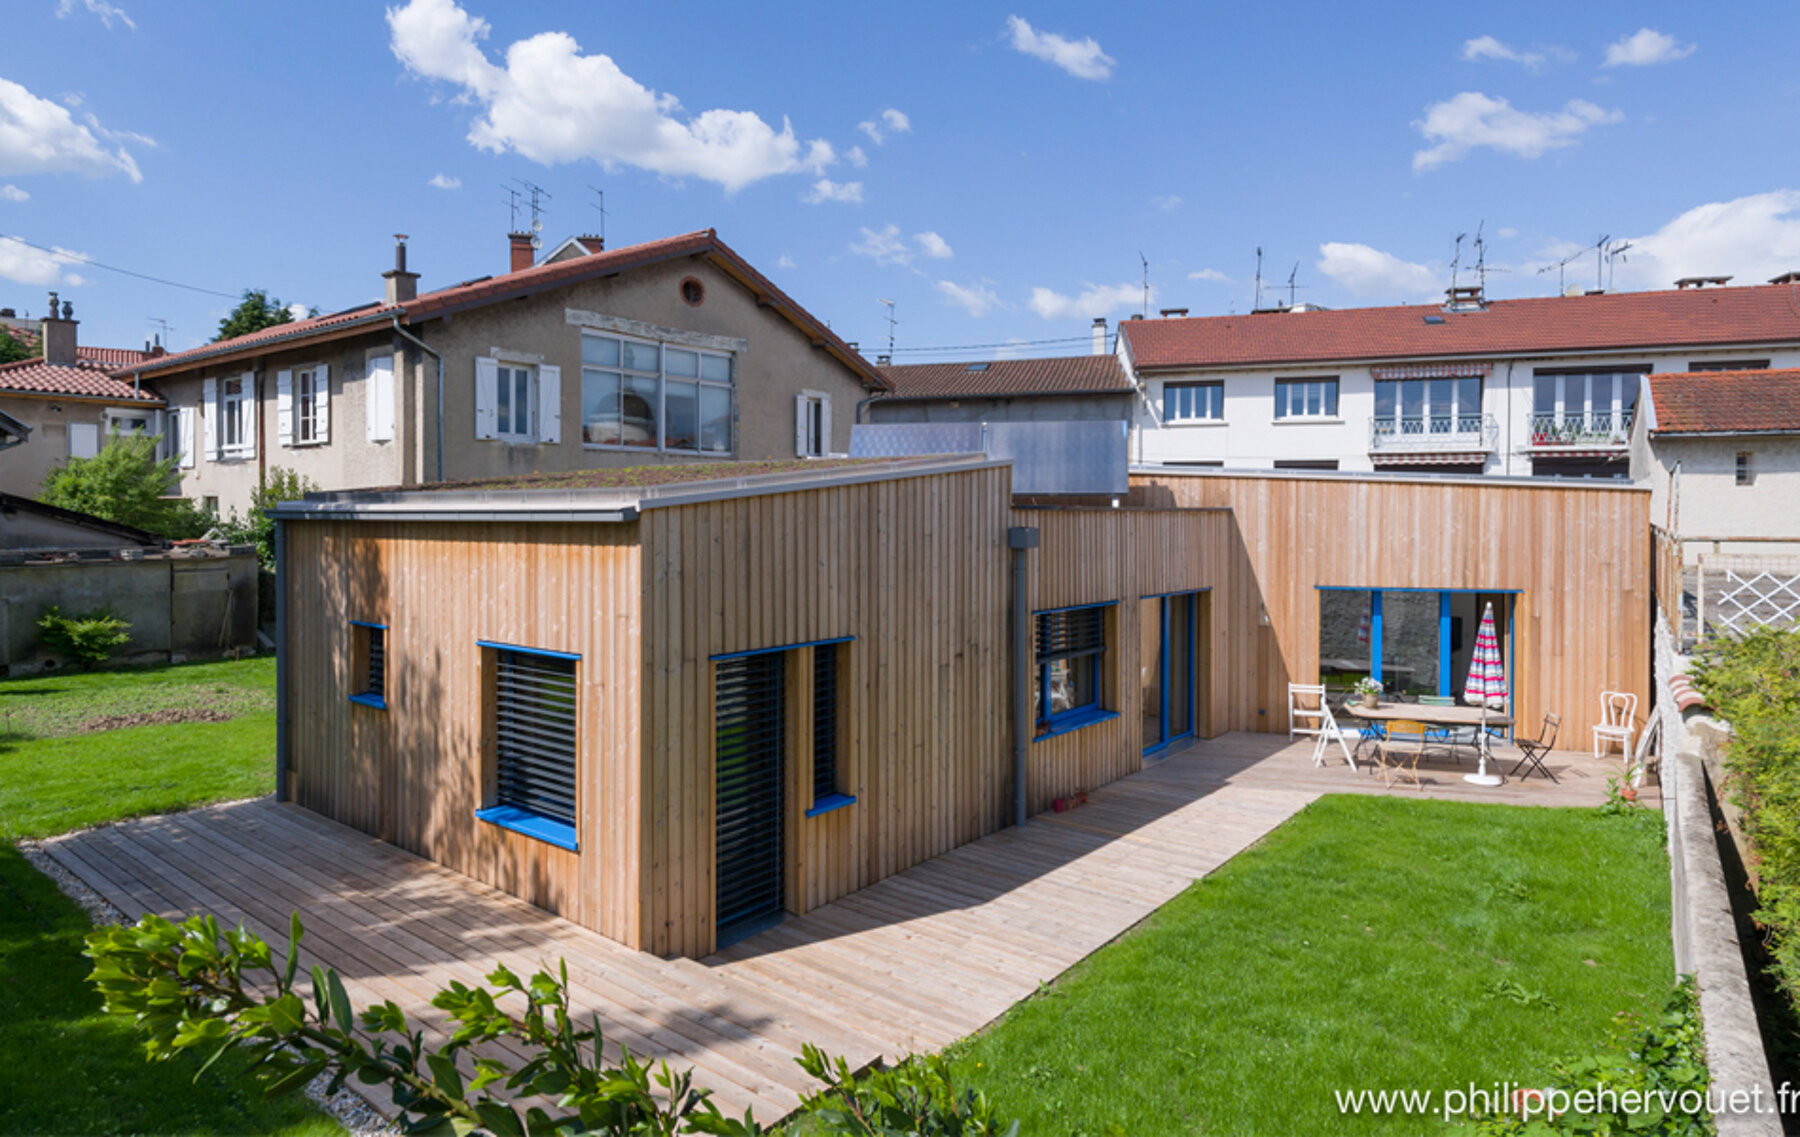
xmin=41 ymin=291 xmax=77 ymax=366
xmin=383 ymin=234 xmax=420 ymax=304
xmin=509 ymin=232 xmax=535 ymax=274
xmin=1091 ymin=317 xmax=1107 ymax=356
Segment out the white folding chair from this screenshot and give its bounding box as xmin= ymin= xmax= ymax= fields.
xmin=1592 ymin=690 xmax=1637 ymax=761
xmin=1310 ymin=700 xmax=1357 ymax=771
xmin=1289 ymin=683 xmax=1326 ymax=742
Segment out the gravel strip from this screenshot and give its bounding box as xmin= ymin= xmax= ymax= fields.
xmin=18 ymin=839 xmax=397 ymax=1136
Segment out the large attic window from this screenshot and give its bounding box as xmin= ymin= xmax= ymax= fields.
xmin=966 ymin=363 xmax=990 ymax=371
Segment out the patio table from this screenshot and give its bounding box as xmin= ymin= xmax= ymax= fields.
xmin=1347 ymin=702 xmax=1514 ymax=786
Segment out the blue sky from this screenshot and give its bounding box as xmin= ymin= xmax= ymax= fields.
xmin=3 ymin=1 xmax=1798 ymax=361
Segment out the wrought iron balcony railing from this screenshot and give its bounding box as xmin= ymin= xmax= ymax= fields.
xmin=1368 ymin=412 xmax=1498 ymax=453
xmin=1525 ymin=410 xmax=1634 ymax=449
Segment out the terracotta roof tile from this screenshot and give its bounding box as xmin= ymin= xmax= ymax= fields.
xmin=1648 ymin=368 xmax=1800 ymax=434
xmin=0 ymin=355 xmax=162 ymax=402
xmin=877 ymin=355 xmax=1129 ymax=399
xmin=112 ymin=302 xmax=399 ymax=376
xmin=1120 ymin=284 xmax=1800 ymax=371
xmin=77 ymin=345 xmax=150 ymax=367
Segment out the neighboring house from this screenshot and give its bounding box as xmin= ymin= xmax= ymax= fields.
xmin=0 ymin=294 xmax=160 ymax=499
xmin=868 ymin=353 xmax=1133 ymax=424
xmin=1631 ymin=367 xmax=1800 ymax=561
xmin=117 ymin=230 xmax=888 ymax=518
xmin=1120 ymin=279 xmax=1800 ymax=477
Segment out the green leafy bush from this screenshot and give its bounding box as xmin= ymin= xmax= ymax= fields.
xmin=789 ymin=1047 xmax=1015 ymax=1136
xmin=38 ymin=606 xmax=131 ymax=667
xmin=39 ymin=433 xmax=211 ymax=539
xmin=215 ymin=467 xmax=319 ymax=571
xmin=1693 ymin=627 xmax=1800 ymax=1002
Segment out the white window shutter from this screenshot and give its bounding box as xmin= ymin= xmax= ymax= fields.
xmin=794 ymin=393 xmax=808 ymax=457
xmin=276 ymin=370 xmax=293 ymax=447
xmin=819 ymin=395 xmax=833 ymax=456
xmin=68 ymin=422 xmax=99 ymax=459
xmin=178 ymin=407 xmax=195 ymax=468
xmin=474 ymin=356 xmax=499 ymax=440
xmin=537 ymin=364 xmax=561 ymax=444
xmin=240 ymin=372 xmax=257 ymax=460
xmin=202 ymin=377 xmax=219 ymax=459
xmin=315 ymin=363 xmax=331 ymax=443
xmin=367 ymin=355 xmax=395 ymax=442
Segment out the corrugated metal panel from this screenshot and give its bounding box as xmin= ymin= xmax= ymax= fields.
xmin=849 ymin=420 xmax=1128 ymax=495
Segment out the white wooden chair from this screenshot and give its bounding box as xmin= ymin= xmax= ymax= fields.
xmin=1289 ymin=683 xmax=1327 ymax=742
xmin=1592 ymin=690 xmax=1637 ymax=761
xmin=1310 ymin=700 xmax=1356 ymax=771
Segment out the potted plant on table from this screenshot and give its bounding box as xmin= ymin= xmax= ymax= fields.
xmin=1353 ymin=677 xmax=1383 ymax=709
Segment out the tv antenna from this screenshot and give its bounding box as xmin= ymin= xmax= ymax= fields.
xmin=1603 ymin=238 xmax=1632 ymax=291
xmin=586 ymin=185 xmax=609 ymax=244
xmin=512 ymin=178 xmax=552 ymax=239
xmin=147 ymin=316 xmax=173 ymax=348
xmin=1285 ymin=262 xmax=1306 ymax=306
xmin=502 ymin=185 xmax=521 ymax=230
xmin=1591 ymin=234 xmax=1611 ymax=291
xmin=1449 ymin=231 xmax=1468 ymax=292
xmin=1253 ymin=246 xmax=1264 ymax=310
xmin=1472 ymin=221 xmax=1487 ymax=293
xmin=1139 ymin=251 xmax=1150 ymax=319
xmin=1536 ymin=244 xmax=1590 ymax=294
xmin=878 ymin=297 xmax=897 ymax=358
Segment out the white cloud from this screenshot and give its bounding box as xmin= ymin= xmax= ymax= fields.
xmin=387 ymin=0 xmax=838 ymax=193
xmin=850 ymin=223 xmax=910 ymax=265
xmin=1497 ymin=226 xmax=1519 ymax=239
xmin=914 ymin=231 xmax=953 ymax=259
xmin=0 ymin=76 xmax=143 ymax=182
xmin=936 ymin=280 xmax=1001 ymax=317
xmin=845 ymin=145 xmax=867 ymax=168
xmin=777 ymin=253 xmax=795 ymax=269
xmin=0 ymin=184 xmax=27 ymax=202
xmin=1461 ymin=35 xmax=1546 ymax=71
xmin=1028 ymin=282 xmax=1145 ymax=320
xmin=803 ymin=178 xmax=864 ymax=204
xmin=1316 ymin=242 xmax=1440 ymax=299
xmin=856 ymin=107 xmax=911 ymax=146
xmin=1187 ymin=268 xmax=1228 ymax=282
xmin=1605 ymin=190 xmax=1800 ymax=292
xmin=1150 ymin=194 xmax=1181 ymax=212
xmin=56 ymin=0 xmax=134 ymax=30
xmin=1005 ymin=16 xmax=1114 ymax=81
xmin=0 ymin=235 xmax=85 ymax=287
xmin=1604 ymin=28 xmax=1695 ymax=67
xmin=428 ymin=172 xmax=461 ymax=189
xmin=1412 ymin=92 xmax=1621 ymax=171
xmin=285 ymin=303 xmax=309 ymax=322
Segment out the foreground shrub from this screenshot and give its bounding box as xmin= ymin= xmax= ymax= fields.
xmin=38 ymin=606 xmax=131 ymax=667
xmin=39 ymin=433 xmax=211 ymax=539
xmin=1693 ymin=627 xmax=1800 ymax=1002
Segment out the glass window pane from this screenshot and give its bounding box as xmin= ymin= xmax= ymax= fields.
xmin=1620 ymin=375 xmax=1639 ymax=413
xmin=1305 ymin=383 xmax=1321 ymax=416
xmin=1319 ymin=590 xmax=1373 ymax=700
xmin=622 ymin=376 xmax=659 ymax=447
xmin=1140 ymin=598 xmax=1164 ymax=745
xmin=1168 ymin=593 xmax=1192 ymax=736
xmin=1382 ymin=590 xmax=1442 ymax=698
xmin=700 ymin=353 xmax=731 ymax=382
xmin=1205 ymin=385 xmax=1221 ymax=418
xmin=700 ymin=386 xmax=732 ymax=453
xmin=1375 ymin=381 xmax=1395 ymax=418
xmin=497 ymin=367 xmax=512 ymax=434
xmin=1324 ymin=382 xmax=1338 ymax=416
xmin=514 ymin=371 xmax=533 ymax=436
xmin=1457 ymin=377 xmax=1481 ymax=418
xmin=1534 ymin=374 xmax=1558 ymax=416
xmin=666 ymin=349 xmax=698 ymax=378
xmin=665 ymin=380 xmax=698 ymax=451
xmin=582 ymin=369 xmax=622 ymax=445
xmin=581 ymin=335 xmax=620 ymax=367
xmin=1275 ymin=383 xmax=1290 ymax=419
xmin=1591 ymin=373 xmax=1613 ymax=416
xmin=624 ymin=341 xmax=660 ymax=373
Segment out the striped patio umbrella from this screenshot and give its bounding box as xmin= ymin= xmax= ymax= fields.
xmin=1462 ymin=602 xmax=1507 ymax=710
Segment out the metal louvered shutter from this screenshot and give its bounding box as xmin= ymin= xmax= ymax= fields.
xmin=366 ymin=627 xmax=386 ymax=698
xmin=1037 ymin=606 xmax=1106 ymax=660
xmin=715 ymin=652 xmax=785 ymax=937
xmin=494 ymin=650 xmax=577 ymax=827
xmin=812 ymin=644 xmax=838 ymax=803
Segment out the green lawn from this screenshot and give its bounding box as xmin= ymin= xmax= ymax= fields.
xmin=0 ymin=658 xmax=277 ymax=840
xmin=946 ymin=794 xmax=1673 ymax=1136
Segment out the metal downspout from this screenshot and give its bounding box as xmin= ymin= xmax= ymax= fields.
xmin=273 ymin=517 xmax=289 ymax=802
xmin=391 ymin=317 xmax=445 ymax=483
xmin=1009 ymin=525 xmax=1039 ymax=826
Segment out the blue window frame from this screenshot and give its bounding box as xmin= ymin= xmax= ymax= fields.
xmin=1142 ymin=590 xmax=1203 ymax=755
xmin=475 ymin=641 xmax=580 ymax=851
xmin=1035 ymin=603 xmax=1115 ymax=738
xmin=348 ymin=621 xmax=387 ymax=709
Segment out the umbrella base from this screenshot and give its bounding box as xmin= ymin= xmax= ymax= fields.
xmin=1463 ymin=772 xmax=1504 ymax=787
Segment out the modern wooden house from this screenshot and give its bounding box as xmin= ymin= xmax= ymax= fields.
xmin=272 ymin=459 xmax=1650 ymax=958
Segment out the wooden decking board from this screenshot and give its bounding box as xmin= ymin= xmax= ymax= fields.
xmin=39 ymin=734 xmax=1639 ymax=1123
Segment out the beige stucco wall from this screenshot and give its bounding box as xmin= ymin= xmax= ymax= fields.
xmin=145 ymin=254 xmax=872 ymax=517
xmin=0 ymin=395 xmax=164 ymax=500
xmin=1637 ymin=433 xmax=1800 ymax=560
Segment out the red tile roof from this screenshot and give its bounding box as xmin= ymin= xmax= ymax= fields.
xmin=877 ymin=355 xmax=1129 ymax=399
xmin=1120 ymin=284 xmax=1800 ymax=371
xmin=119 ymin=229 xmax=889 ymax=391
xmin=1647 ymin=368 xmax=1800 ymax=435
xmin=77 ymin=345 xmax=152 ymax=367
xmin=0 ymin=355 xmax=162 ymax=402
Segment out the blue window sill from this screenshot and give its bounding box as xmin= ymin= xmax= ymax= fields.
xmin=1034 ymin=707 xmax=1119 ymax=742
xmin=805 ymin=793 xmax=857 ymax=819
xmin=348 ymin=693 xmax=386 ymax=710
xmin=475 ymin=805 xmax=578 ymax=852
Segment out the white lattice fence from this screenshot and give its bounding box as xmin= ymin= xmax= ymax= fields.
xmin=1694 ymin=553 xmax=1800 ymax=640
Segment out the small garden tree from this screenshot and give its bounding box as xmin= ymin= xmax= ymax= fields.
xmin=38 ymin=434 xmax=211 ymax=539
xmin=214 ymin=290 xmax=316 ymax=342
xmin=215 ymin=467 xmax=319 ymax=571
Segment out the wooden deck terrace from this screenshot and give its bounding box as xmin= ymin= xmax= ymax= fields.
xmin=40 ymin=733 xmax=1645 ymax=1122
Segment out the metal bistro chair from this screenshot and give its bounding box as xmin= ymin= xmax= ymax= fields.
xmin=1511 ymin=712 xmax=1562 ymax=783
xmin=1418 ymin=694 xmax=1472 ymax=762
xmin=1289 ymin=683 xmax=1327 ymax=742
xmin=1375 ymin=719 xmax=1432 ymax=789
xmin=1592 ymin=691 xmax=1637 ymax=762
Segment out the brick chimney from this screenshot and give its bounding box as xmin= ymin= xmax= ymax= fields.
xmin=509 ymin=232 xmax=535 ymax=273
xmin=579 ymin=235 xmax=604 ymax=253
xmin=383 ymin=234 xmax=420 ymax=304
xmin=41 ymin=290 xmax=77 ymax=366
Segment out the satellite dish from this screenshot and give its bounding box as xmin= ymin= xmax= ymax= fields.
xmin=530 ymin=236 xmax=542 ymax=250
xmin=531 ymin=218 xmax=543 ymax=233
